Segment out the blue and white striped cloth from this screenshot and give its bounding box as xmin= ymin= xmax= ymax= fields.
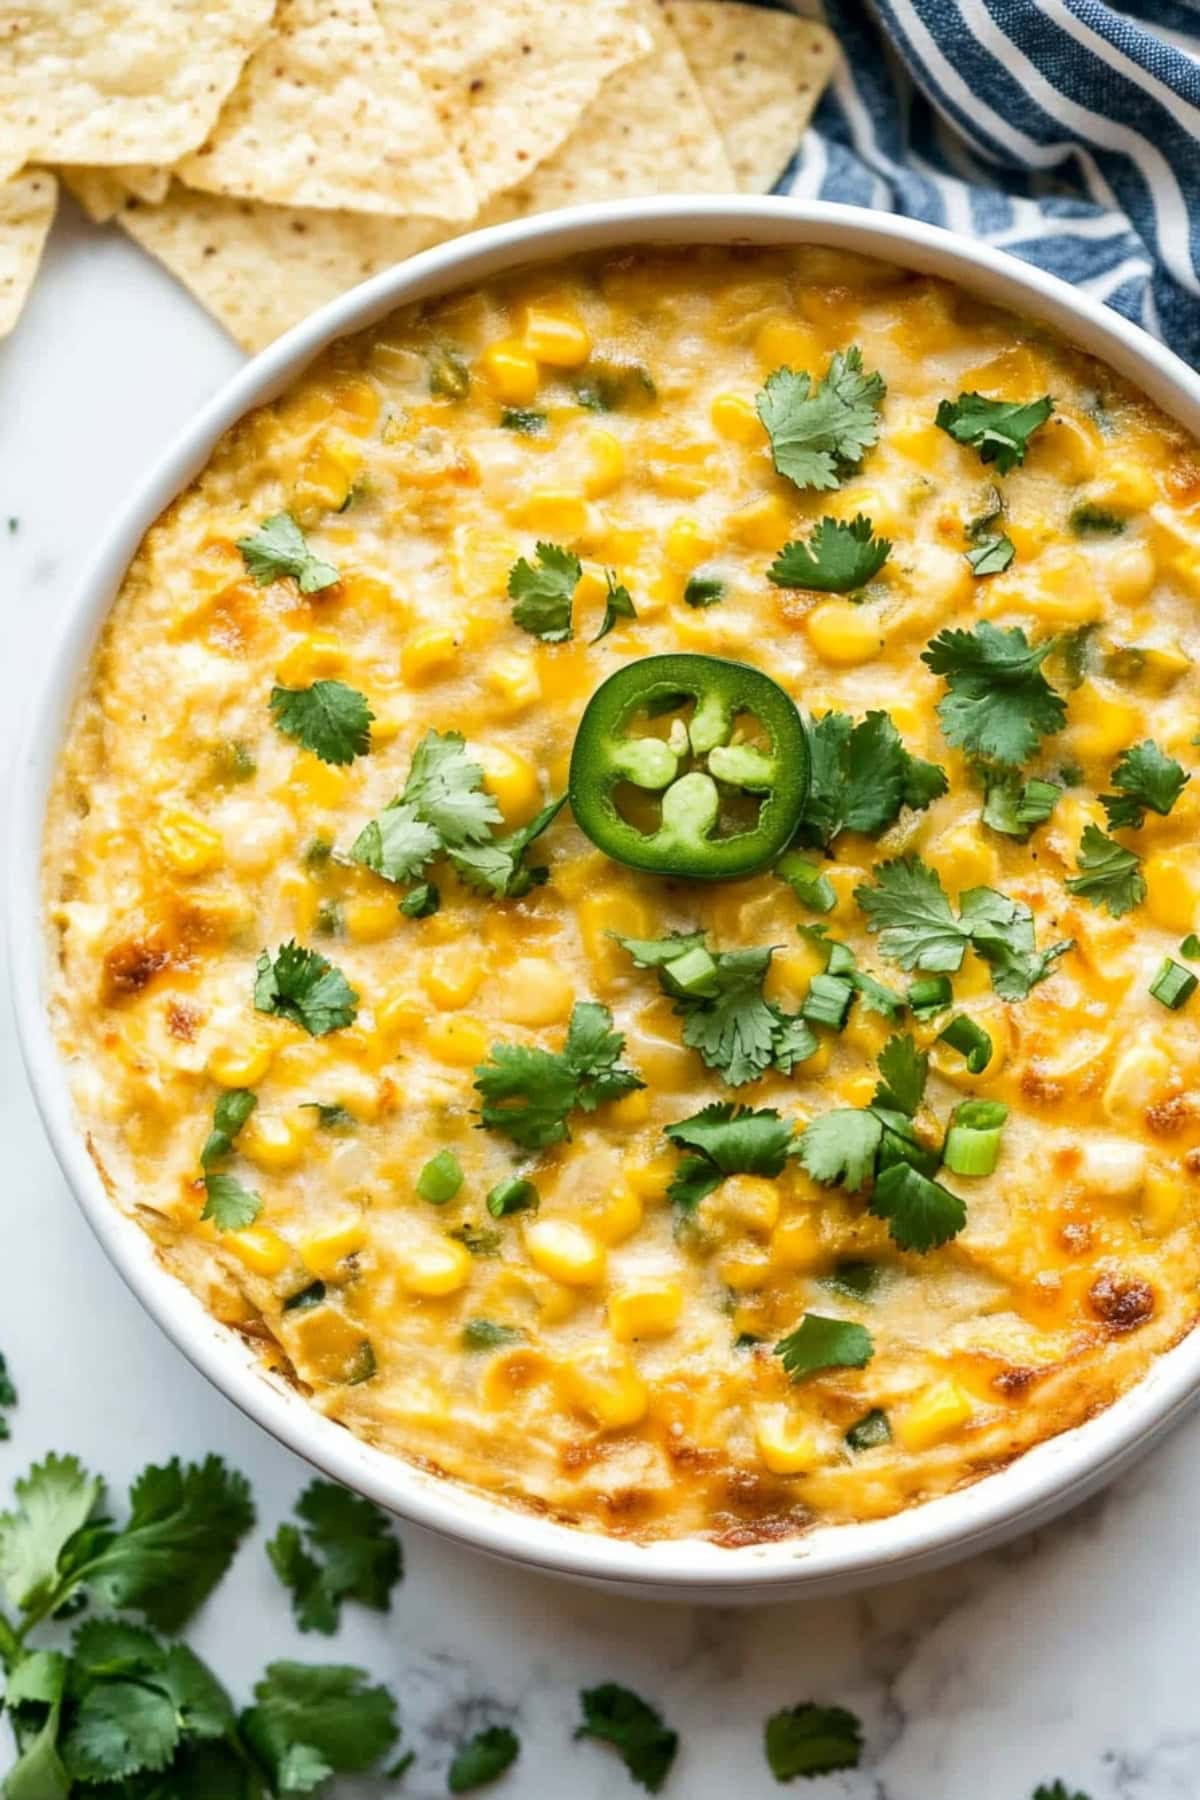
xmin=780 ymin=0 xmax=1200 ymax=367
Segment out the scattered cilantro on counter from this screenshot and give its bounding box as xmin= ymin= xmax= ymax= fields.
xmin=448 ymin=1723 xmax=521 ymax=1793
xmin=767 ymin=514 xmax=891 ymax=592
xmin=237 ymin=511 xmax=340 ymax=593
xmin=240 ymin=1661 xmax=400 ymax=1794
xmin=935 ymin=392 xmax=1054 ymax=472
xmin=475 ymin=1002 xmax=644 ymax=1150
xmin=1100 ymin=739 xmax=1189 ymax=830
xmin=1033 ymin=1785 xmax=1092 ymax=1800
xmin=267 ymin=1480 xmax=402 ymax=1637
xmin=794 ymin=710 xmax=947 ymax=850
xmin=254 ymin=941 xmax=359 ymax=1036
xmin=764 ymin=1703 xmax=864 ymax=1781
xmin=0 ymin=1352 xmax=14 ymax=1441
xmin=269 ymin=680 xmax=374 ymax=766
xmin=576 ymin=1683 xmax=679 ymax=1794
xmin=508 ymin=540 xmax=582 ymax=641
xmin=922 ymin=621 xmax=1066 ymax=767
xmin=1066 ymin=824 xmax=1147 ymax=917
xmin=664 ymin=1103 xmax=797 ymax=1211
xmin=756 ymin=347 xmax=886 ymax=491
xmin=774 ymin=1315 xmax=874 ymax=1381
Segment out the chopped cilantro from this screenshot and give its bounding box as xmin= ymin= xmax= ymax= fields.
xmin=756 ymin=347 xmax=886 ymax=491
xmin=957 ymin=886 xmax=1073 ymax=998
xmin=475 ymin=1002 xmax=643 ymax=1150
xmin=267 ymin=1479 xmax=402 ymax=1636
xmin=767 ymin=514 xmax=891 ymax=592
xmin=500 ymin=407 xmax=547 ymax=434
xmin=774 ymin=1314 xmax=873 ymax=1381
xmin=795 ymin=710 xmax=947 ymax=850
xmin=1066 ymin=824 xmax=1146 ymax=917
xmin=508 ymin=541 xmax=582 ymax=642
xmin=462 ymin=1319 xmax=523 ymax=1350
xmin=237 ymin=511 xmax=339 ymax=593
xmin=351 ymin=801 xmax=442 ymax=886
xmin=797 ymin=1109 xmax=885 ymax=1192
xmin=201 ymin=1172 xmax=261 ymax=1232
xmin=871 ymin=1162 xmax=966 ymax=1251
xmin=1100 ymin=739 xmax=1189 ymax=829
xmin=269 ymin=680 xmax=374 ymax=766
xmin=254 ymin=941 xmax=359 ymax=1036
xmin=448 ymin=795 xmax=566 ymax=899
xmin=449 ymin=1724 xmax=521 ymax=1793
xmin=664 ymin=1103 xmax=796 ymax=1211
xmin=576 ymin=1684 xmax=678 ymax=1794
xmin=922 ymin=622 xmax=1066 ymax=767
xmin=591 ymin=571 xmax=637 ymax=643
xmin=1183 ymin=934 xmax=1200 ymax=958
xmin=966 ymin=531 xmax=1015 ymax=576
xmin=351 ymin=730 xmax=504 ymax=889
xmin=872 ymin=1032 xmax=928 ymax=1116
xmin=764 ymin=1703 xmax=864 ymax=1781
xmin=400 ymin=880 xmax=440 ymax=918
xmin=683 ymin=570 xmax=726 ymax=608
xmin=200 ymin=1088 xmax=256 ymax=1171
xmin=935 ymin=392 xmax=1054 ymax=472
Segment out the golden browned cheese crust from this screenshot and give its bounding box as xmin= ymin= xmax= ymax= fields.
xmin=45 ymin=247 xmax=1200 ymax=1542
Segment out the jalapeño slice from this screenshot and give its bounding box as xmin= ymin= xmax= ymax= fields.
xmin=568 ymin=653 xmax=809 ymax=879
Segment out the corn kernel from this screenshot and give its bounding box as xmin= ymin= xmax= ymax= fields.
xmin=586 ymin=1185 xmax=643 ymax=1246
xmin=1104 ymin=1043 xmax=1171 ymax=1122
xmin=225 ymin=1225 xmax=290 ymax=1278
xmin=288 ymin=754 xmax=349 ymax=809
xmin=729 ymin=492 xmax=792 ymax=552
xmin=398 ymin=1237 xmax=472 ymax=1297
xmin=374 ymin=993 xmax=424 ymax=1046
xmin=424 ymin=1015 xmax=489 ymax=1066
xmin=452 ymin=523 xmax=520 ymax=597
xmin=522 ymin=304 xmax=591 ymax=367
xmin=1103 ymin=540 xmax=1156 ymax=606
xmin=559 ymin=1343 xmax=647 ymax=1427
xmin=1069 ymin=681 xmax=1141 ymax=762
xmin=710 ymin=392 xmax=762 ymax=444
xmin=401 ymin=627 xmax=457 ymax=686
xmin=156 ymin=810 xmax=223 ymax=875
xmin=1087 ymin=460 xmax=1158 ymax=512
xmin=479 ymin=338 xmax=539 ymax=405
xmin=1142 ymin=1167 xmax=1187 ymax=1235
xmin=422 ymin=952 xmax=485 ymax=1010
xmin=895 ymin=1379 xmax=975 ymax=1450
xmin=208 ymin=1035 xmax=275 ymax=1088
xmin=343 ymin=896 xmax=398 ymax=944
xmin=755 ymin=317 xmax=821 ymax=370
xmin=754 ymin=1404 xmax=821 ymax=1475
xmin=485 ymin=651 xmax=541 ymax=714
xmin=606 ymin=1087 xmax=651 ymax=1127
xmin=470 ymin=744 xmax=539 ymax=828
xmin=525 ymin=1218 xmax=606 ymax=1286
xmin=665 ymin=515 xmax=717 ymax=567
xmin=520 ymin=489 xmax=587 ymax=539
xmin=582 ymin=428 xmax=625 ymax=497
xmin=300 ymin=1219 xmax=366 ymax=1280
xmin=608 ymin=1283 xmax=683 ymax=1342
xmin=496 ymin=957 xmax=574 ymax=1026
xmin=625 ymin=1154 xmax=676 ymax=1201
xmin=718 ymin=1243 xmax=772 ymax=1291
xmin=928 ymin=822 xmax=1000 ymax=894
xmin=276 ymin=631 xmax=345 ymax=686
xmin=770 ymin=1211 xmax=826 ymax=1272
xmin=1024 ymin=551 xmax=1104 ymax=626
xmin=241 ymin=1109 xmax=318 ymax=1172
xmin=710 ymin=1175 xmax=780 ymax=1234
xmin=807 ymin=601 xmax=884 ymax=666
xmin=1143 ymin=850 xmax=1200 ymax=933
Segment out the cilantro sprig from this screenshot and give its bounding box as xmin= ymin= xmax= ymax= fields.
xmin=767 ymin=515 xmax=891 ymax=592
xmin=664 ymin=1103 xmax=796 ymax=1210
xmin=796 ymin=710 xmax=947 ymax=850
xmin=254 ymin=941 xmax=359 ymax=1036
xmin=576 ymin=1684 xmax=678 ymax=1794
xmin=935 ymin=392 xmax=1054 ymax=473
xmin=774 ymin=1315 xmax=873 ymax=1381
xmin=1066 ymin=824 xmax=1146 ymax=917
xmin=269 ymin=680 xmax=374 ymax=766
xmin=199 ymin=1089 xmax=262 ymax=1232
xmin=448 ymin=1724 xmax=521 ymax=1793
xmin=508 ymin=541 xmax=582 ymax=641
xmin=922 ymin=622 xmax=1066 ymax=767
xmin=756 ymin=348 xmax=886 ymax=491
xmin=267 ymin=1479 xmax=402 ymax=1636
xmin=1100 ymin=739 xmax=1189 ymax=830
xmin=591 ymin=571 xmax=638 ymax=643
xmin=237 ymin=511 xmax=340 ymax=593
xmin=475 ymin=1002 xmax=643 ymax=1150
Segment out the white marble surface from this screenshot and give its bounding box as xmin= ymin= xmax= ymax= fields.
xmin=2 ymin=200 xmax=1197 ymax=1800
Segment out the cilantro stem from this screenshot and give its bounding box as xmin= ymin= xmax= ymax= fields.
xmin=0 ymin=1607 xmax=24 ymax=1670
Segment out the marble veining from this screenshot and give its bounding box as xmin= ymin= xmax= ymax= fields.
xmin=2 ymin=201 xmax=1198 ymax=1799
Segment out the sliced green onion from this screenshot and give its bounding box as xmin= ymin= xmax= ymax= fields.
xmin=938 ymin=1013 xmax=993 ymax=1074
xmin=943 ymin=1099 xmax=1009 ymax=1177
xmin=462 ymin=1319 xmax=523 ymax=1350
xmin=662 ymin=945 xmax=720 ymax=998
xmin=845 ymin=1408 xmax=891 ymax=1451
xmin=907 ymin=976 xmax=952 ymax=1019
xmin=486 ymin=1176 xmax=539 ymax=1218
xmin=801 ymin=973 xmax=854 ymax=1031
xmin=1181 ymin=934 xmax=1200 ymax=960
xmin=1150 ymin=957 xmax=1198 ymax=1011
xmin=776 ymin=851 xmax=836 ymax=915
xmin=826 ymin=941 xmax=856 ymax=978
xmin=417 ymin=1149 xmax=464 ymax=1205
xmin=400 ymin=881 xmax=440 ymax=918
xmin=851 ymin=968 xmax=905 ymax=1021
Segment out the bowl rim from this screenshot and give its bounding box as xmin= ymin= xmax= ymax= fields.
xmin=12 ymin=194 xmax=1200 ymax=1598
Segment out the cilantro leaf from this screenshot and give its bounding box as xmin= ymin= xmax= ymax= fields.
xmin=756 ymin=348 xmax=886 ymax=491
xmin=79 ymin=1456 xmax=255 ymax=1633
xmin=855 ymin=856 xmax=968 ymax=972
xmin=0 ymin=1454 xmax=102 ymax=1615
xmin=870 ymin=1162 xmax=965 ymax=1252
xmin=765 ymin=1702 xmax=863 ymax=1781
xmin=767 ymin=515 xmax=891 ymax=591
xmin=796 ymin=712 xmax=946 ymax=850
xmin=350 ymin=801 xmax=442 ymax=885
xmin=1066 ymin=824 xmax=1146 ymax=917
xmin=1101 ymin=739 xmax=1189 ymax=830
xmin=201 ymin=1172 xmax=262 ymax=1232
xmin=576 ymin=1684 xmax=678 ymax=1794
xmin=268 ymin=1479 xmax=402 ymax=1636
xmin=775 ymin=1315 xmax=873 ymax=1381
xmin=935 ymin=392 xmax=1054 ymax=473
xmin=240 ymin=1662 xmax=399 ymax=1792
xmin=200 ymin=1088 xmax=256 ymax=1172
xmin=399 ymin=730 xmax=500 ymax=848
xmin=665 ymin=1103 xmax=795 ymax=1210
xmin=678 ymin=946 xmax=781 ymax=1087
xmin=872 ymin=1033 xmax=928 ymax=1117
xmin=683 ymin=570 xmax=725 ymax=608
xmin=922 ymin=622 xmax=1066 ymax=767
xmin=254 ymin=942 xmax=359 ymax=1036
xmin=508 ymin=541 xmax=581 ymax=641
xmin=237 ymin=512 xmax=339 ymax=593
xmin=966 ymin=531 xmax=1015 ymax=576
xmin=448 ymin=795 xmax=565 ymax=899
xmin=591 ymin=571 xmax=637 ymax=643
xmin=269 ymin=681 xmax=374 ymax=766
xmin=62 ymin=1680 xmax=179 ymax=1782
xmin=475 ymin=1003 xmax=643 ymax=1149
xmin=448 ymin=1724 xmax=520 ymax=1793
xmin=799 ymin=1108 xmax=886 ymax=1193
xmin=958 ymin=887 xmax=1073 ymax=999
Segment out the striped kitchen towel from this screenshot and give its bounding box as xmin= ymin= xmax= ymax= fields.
xmin=780 ymin=0 xmax=1200 ymax=367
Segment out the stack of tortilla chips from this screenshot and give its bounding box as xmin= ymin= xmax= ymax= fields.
xmin=0 ymin=0 xmax=835 ymax=350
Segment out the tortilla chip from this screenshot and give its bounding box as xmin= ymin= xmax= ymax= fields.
xmin=64 ymin=163 xmax=169 ymax=224
xmin=0 ymin=169 xmax=57 ymax=337
xmin=0 ymin=1 xmax=276 ymax=179
xmin=658 ymin=1 xmax=837 ymax=192
xmin=68 ymin=175 xmax=446 ymax=352
xmin=376 ymin=0 xmax=653 ymax=207
xmin=174 ymin=0 xmax=475 ymax=222
xmin=481 ymin=0 xmax=735 ymax=217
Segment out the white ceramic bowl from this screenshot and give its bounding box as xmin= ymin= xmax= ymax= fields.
xmin=12 ymin=197 xmax=1200 ymax=1601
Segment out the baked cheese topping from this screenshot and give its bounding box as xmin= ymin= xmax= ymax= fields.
xmin=45 ymin=247 xmax=1200 ymax=1544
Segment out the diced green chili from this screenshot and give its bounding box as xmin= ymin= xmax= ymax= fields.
xmin=427 ymin=346 xmax=470 ymax=398
xmin=500 ymin=407 xmax=548 ymax=434
xmin=283 ymin=1280 xmax=327 ymax=1313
